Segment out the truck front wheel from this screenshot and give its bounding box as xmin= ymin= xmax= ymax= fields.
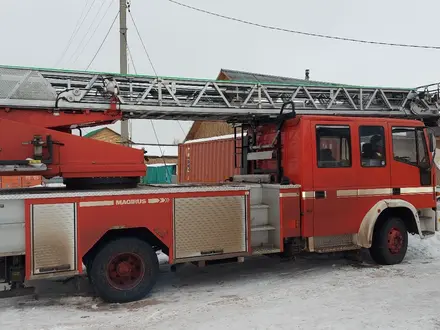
xmin=369 ymin=217 xmax=408 ymax=265
xmin=90 ymin=237 xmax=159 ymax=303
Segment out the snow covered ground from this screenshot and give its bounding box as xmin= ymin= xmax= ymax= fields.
xmin=2 ymin=234 xmax=440 ymax=330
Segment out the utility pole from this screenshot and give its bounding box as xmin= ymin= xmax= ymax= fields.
xmin=119 ymin=0 xmax=130 ymax=146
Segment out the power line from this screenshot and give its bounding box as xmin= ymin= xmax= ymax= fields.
xmin=55 ymin=0 xmax=97 ymax=67
xmin=125 ymin=43 xmax=181 ymax=166
xmin=54 ymin=0 xmax=92 ymax=66
xmin=127 ymin=8 xmax=158 ymax=76
xmin=168 ymin=0 xmax=440 ymax=50
xmin=126 ymin=41 xmax=138 ymax=74
xmin=149 ymin=119 xmax=170 ymax=177
xmin=70 ymin=0 xmax=110 ymax=65
xmin=127 ymin=3 xmax=172 ymax=175
xmin=85 ymin=10 xmax=119 ymax=70
xmin=129 ymin=8 xmax=187 ymax=142
xmin=73 ymin=0 xmax=115 ymax=65
xmin=121 ymin=28 xmax=138 ymax=75
xmin=177 ymin=121 xmax=187 ymax=140
xmin=118 ymin=142 xmax=178 ymax=147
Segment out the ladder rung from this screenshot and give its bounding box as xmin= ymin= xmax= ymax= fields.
xmin=252 ymin=246 xmax=280 ymax=255
xmin=247 ymin=151 xmax=274 ymax=161
xmin=253 ymin=169 xmax=278 ymax=174
xmin=251 ymin=225 xmax=276 ymax=232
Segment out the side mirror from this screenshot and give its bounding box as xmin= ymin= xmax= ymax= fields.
xmin=426 ymin=128 xmax=437 ymax=171
xmin=419 ymin=162 xmax=430 ymax=170
xmin=428 ymin=130 xmax=436 ymax=153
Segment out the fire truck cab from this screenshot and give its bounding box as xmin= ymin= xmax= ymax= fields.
xmin=249 ymin=115 xmax=437 ymax=264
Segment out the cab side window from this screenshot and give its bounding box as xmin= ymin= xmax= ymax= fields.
xmin=392 ymin=127 xmax=429 ymax=167
xmin=359 ymin=126 xmax=386 ymax=167
xmin=316 ymin=125 xmax=351 ymax=168
xmin=392 ymin=127 xmax=417 ymax=165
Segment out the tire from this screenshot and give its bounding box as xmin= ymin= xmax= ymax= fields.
xmin=85 ymin=259 xmax=93 ymax=285
xmin=369 ymin=217 xmax=408 ymax=265
xmin=90 ymin=237 xmax=159 ymax=303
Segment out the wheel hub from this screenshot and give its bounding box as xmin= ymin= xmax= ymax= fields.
xmin=387 ymin=227 xmax=403 ymax=254
xmin=116 ymin=261 xmax=132 ymax=276
xmin=107 ymin=253 xmax=145 ymax=290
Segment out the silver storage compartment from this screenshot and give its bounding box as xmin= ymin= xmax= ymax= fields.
xmin=174 ymin=196 xmax=247 ymax=260
xmin=0 ymin=200 xmax=25 ymax=256
xmin=31 ymin=203 xmax=77 ymax=275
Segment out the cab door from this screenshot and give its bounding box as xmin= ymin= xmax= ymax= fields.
xmin=388 ymin=125 xmax=434 ymax=209
xmin=357 ymin=124 xmax=391 ymax=194
xmin=311 ymin=122 xmax=358 ymax=236
xmin=354 ymin=124 xmax=392 ymax=229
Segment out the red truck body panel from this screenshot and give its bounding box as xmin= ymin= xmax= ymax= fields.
xmin=21 ymin=186 xmax=252 ymax=280
xmin=0 ymin=117 xmax=146 ymax=179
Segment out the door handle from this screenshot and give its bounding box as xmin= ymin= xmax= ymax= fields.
xmin=315 ymin=191 xmax=326 ymax=199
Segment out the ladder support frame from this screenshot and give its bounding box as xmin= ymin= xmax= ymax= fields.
xmin=0 ymin=66 xmax=439 ymax=124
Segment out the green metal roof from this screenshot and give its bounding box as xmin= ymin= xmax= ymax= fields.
xmin=0 ymin=64 xmax=414 ymax=90
xmin=83 ymin=128 xmax=105 ymax=138
xmin=219 ymin=68 xmax=350 ymax=88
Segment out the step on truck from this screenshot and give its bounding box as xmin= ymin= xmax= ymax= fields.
xmin=0 ymin=66 xmax=438 ymax=302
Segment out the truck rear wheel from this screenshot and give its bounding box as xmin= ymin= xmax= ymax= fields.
xmin=369 ymin=217 xmax=408 ymax=265
xmin=90 ymin=237 xmax=159 ymax=303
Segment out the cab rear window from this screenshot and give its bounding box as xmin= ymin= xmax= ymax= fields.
xmin=316 ymin=125 xmax=351 ymax=168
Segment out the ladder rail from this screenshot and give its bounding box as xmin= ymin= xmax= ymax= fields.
xmin=0 ymin=101 xmax=432 ymax=122
xmin=1 ymin=65 xmax=440 ymax=123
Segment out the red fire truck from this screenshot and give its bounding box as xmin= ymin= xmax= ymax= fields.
xmin=0 ymin=65 xmax=438 ymax=303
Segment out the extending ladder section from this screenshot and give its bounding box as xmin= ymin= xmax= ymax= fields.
xmin=1 ymin=65 xmax=440 ymax=124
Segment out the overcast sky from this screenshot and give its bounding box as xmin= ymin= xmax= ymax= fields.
xmin=1 ymin=0 xmax=440 ymax=151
